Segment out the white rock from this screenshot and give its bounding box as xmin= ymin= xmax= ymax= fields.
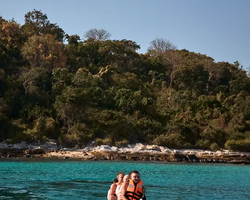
xmin=111 ymin=146 xmax=119 ymax=152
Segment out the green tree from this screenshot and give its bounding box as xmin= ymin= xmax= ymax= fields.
xmin=0 ymin=18 xmax=23 ymax=75
xmin=22 ymin=9 xmax=65 ymax=41
xmin=21 ymin=34 xmax=65 ymax=70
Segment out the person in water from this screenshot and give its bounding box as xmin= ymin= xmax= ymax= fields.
xmin=114 ymin=174 xmax=130 ymax=200
xmin=121 ymin=171 xmax=146 ymax=200
xmin=113 ymin=174 xmax=129 ymax=199
xmin=107 ymin=171 xmax=125 ymax=200
xmin=123 ymin=174 xmax=130 ymax=184
xmin=120 ymin=174 xmax=129 ymax=198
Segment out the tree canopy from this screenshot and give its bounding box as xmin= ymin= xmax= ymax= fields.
xmin=1 ymin=10 xmax=250 ymax=152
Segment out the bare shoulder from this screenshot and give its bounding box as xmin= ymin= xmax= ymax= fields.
xmin=108 ymin=183 xmax=117 ymax=199
xmin=122 ymin=183 xmax=126 ymax=188
xmin=110 ymin=183 xmax=116 ymax=190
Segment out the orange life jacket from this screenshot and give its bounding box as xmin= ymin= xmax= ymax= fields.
xmin=125 ymin=179 xmax=143 ymax=200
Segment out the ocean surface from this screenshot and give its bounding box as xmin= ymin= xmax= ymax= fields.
xmin=0 ymin=159 xmax=250 ymax=200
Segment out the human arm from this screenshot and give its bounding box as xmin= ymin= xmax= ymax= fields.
xmin=121 ymin=183 xmax=128 ymax=200
xmin=140 ymin=186 xmax=146 ymax=200
xmin=108 ymin=184 xmax=117 ymax=200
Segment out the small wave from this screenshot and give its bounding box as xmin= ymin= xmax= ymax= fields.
xmin=11 ymin=190 xmax=28 ymax=194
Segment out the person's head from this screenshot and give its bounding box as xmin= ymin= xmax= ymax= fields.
xmin=117 ymin=172 xmax=125 ymax=183
xmin=123 ymin=174 xmax=129 ymax=183
xmin=129 ymin=171 xmax=140 ymax=184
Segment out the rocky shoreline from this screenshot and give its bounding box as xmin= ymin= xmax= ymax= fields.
xmin=1 ymin=142 xmax=250 ymax=164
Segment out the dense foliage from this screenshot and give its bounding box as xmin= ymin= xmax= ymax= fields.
xmin=1 ymin=10 xmax=250 ymax=151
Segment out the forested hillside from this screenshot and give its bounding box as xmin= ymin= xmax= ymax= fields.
xmin=1 ymin=10 xmax=250 ymax=151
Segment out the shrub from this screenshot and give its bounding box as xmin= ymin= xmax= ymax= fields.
xmin=200 ymin=126 xmax=226 ymax=147
xmin=59 ymin=123 xmax=93 ymax=147
xmin=225 ymin=138 xmax=250 ymax=152
xmin=153 ymin=133 xmax=188 ymax=148
xmin=59 ymin=134 xmax=78 ymax=148
xmin=95 ymin=137 xmax=112 ymax=146
xmin=210 ymin=143 xmax=220 ymax=151
xmin=195 ymin=139 xmax=210 ymax=149
xmin=115 ymin=139 xmax=129 ymax=147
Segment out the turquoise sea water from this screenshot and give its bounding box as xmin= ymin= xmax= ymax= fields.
xmin=0 ymin=159 xmax=250 ymax=200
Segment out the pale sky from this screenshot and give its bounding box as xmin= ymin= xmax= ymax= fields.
xmin=1 ymin=0 xmax=250 ymax=69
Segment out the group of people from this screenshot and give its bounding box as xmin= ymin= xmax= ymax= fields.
xmin=107 ymin=170 xmax=146 ymax=200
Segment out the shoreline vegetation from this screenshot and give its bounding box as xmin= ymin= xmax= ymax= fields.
xmin=1 ymin=10 xmax=250 ymax=155
xmin=1 ymin=141 xmax=250 ymax=164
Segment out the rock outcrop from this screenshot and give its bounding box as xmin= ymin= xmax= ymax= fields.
xmin=1 ymin=142 xmax=250 ymax=164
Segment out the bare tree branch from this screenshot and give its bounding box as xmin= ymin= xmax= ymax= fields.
xmin=84 ymin=28 xmax=111 ymax=41
xmin=148 ymin=38 xmax=177 ymax=55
